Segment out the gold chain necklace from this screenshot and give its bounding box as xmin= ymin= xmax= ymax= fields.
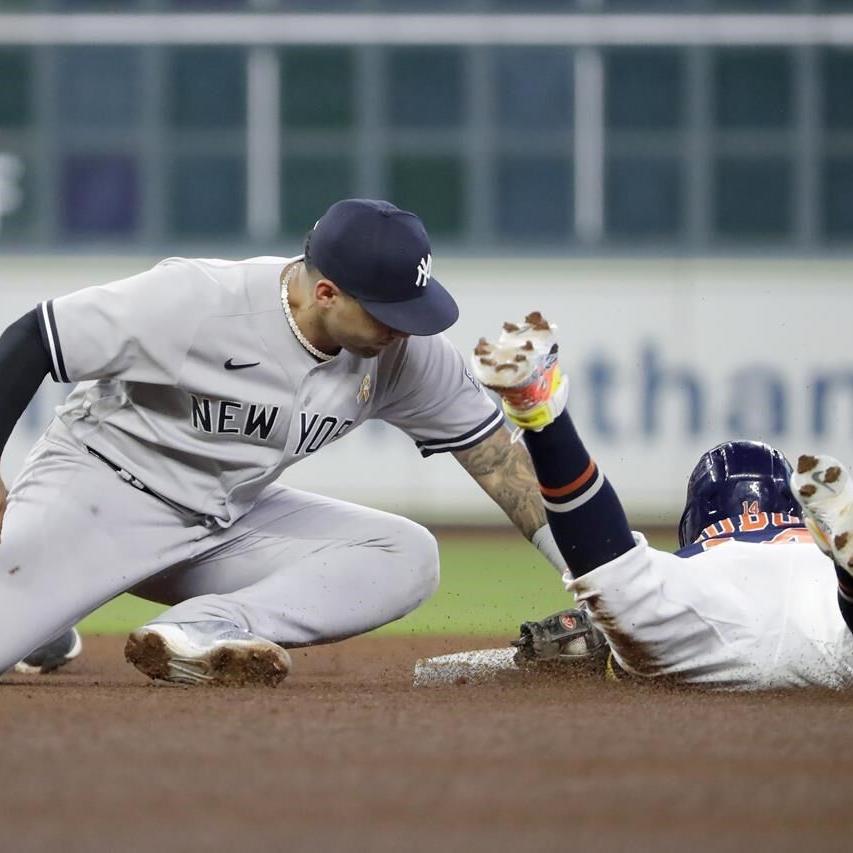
xmin=280 ymin=264 xmax=334 ymax=363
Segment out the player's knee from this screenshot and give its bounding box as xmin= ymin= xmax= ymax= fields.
xmin=392 ymin=518 xmax=440 ymax=598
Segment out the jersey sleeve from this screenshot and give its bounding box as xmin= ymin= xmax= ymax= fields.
xmin=37 ymin=259 xmax=207 ymax=384
xmin=374 ymin=334 xmax=504 ymax=457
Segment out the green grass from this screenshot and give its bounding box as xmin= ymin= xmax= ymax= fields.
xmin=78 ymin=530 xmax=678 ymax=637
xmin=380 ymin=535 xmax=568 ymax=636
xmin=78 ymin=597 xmax=166 ymax=636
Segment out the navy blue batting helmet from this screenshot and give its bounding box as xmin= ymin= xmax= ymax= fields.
xmin=677 ymin=441 xmax=798 ymax=548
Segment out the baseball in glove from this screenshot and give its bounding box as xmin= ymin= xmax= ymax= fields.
xmin=511 ymin=607 xmax=610 ymax=674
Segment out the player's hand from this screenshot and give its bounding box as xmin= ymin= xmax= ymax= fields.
xmin=0 ymin=476 xmax=7 ymax=541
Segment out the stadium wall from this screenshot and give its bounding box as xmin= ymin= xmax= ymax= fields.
xmin=3 ymin=255 xmax=852 ymax=526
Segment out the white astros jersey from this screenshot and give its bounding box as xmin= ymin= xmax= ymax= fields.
xmin=570 ymin=528 xmax=853 ymax=690
xmin=36 ymin=256 xmax=503 ymax=526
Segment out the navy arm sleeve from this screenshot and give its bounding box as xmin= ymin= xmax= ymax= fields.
xmin=0 ymin=309 xmax=52 ymax=458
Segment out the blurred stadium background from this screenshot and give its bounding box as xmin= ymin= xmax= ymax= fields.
xmin=3 ymin=2 xmax=853 ymax=630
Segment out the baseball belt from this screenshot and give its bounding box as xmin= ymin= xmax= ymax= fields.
xmin=85 ymin=445 xmax=213 ymax=525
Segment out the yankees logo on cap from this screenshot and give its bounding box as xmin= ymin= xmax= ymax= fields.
xmin=309 ymin=199 xmax=458 ymax=336
xmin=415 ymin=254 xmax=432 ymax=288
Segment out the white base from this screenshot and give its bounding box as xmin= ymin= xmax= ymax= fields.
xmin=412 ymin=647 xmax=520 ymax=687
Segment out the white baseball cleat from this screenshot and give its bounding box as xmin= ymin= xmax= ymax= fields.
xmin=14 ymin=627 xmax=83 ymax=674
xmin=125 ymin=620 xmax=291 ymax=687
xmin=471 ymin=311 xmax=568 ymax=431
xmin=792 ymin=454 xmax=853 ymax=574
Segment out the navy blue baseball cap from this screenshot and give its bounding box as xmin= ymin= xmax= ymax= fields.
xmin=309 ymin=199 xmax=459 ymax=336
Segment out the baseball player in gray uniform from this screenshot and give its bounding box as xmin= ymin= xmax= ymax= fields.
xmin=0 ymin=199 xmax=562 ymax=685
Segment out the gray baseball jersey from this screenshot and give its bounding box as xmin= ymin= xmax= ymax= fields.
xmin=36 ymin=256 xmax=503 ymax=526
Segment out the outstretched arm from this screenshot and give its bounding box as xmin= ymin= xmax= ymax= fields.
xmin=452 ymin=426 xmax=546 ymax=541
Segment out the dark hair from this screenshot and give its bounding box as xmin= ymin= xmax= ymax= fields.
xmin=303 ymin=230 xmax=316 ymax=274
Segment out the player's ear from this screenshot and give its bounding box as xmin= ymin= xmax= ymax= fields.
xmin=313 ymin=279 xmax=342 ymax=307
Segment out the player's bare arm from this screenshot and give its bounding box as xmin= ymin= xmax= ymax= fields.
xmin=452 ymin=427 xmax=546 ymax=541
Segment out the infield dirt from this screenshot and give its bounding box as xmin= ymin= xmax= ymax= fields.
xmin=2 ymin=634 xmax=852 ymax=853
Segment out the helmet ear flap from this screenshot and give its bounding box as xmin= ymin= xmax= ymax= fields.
xmin=678 ymin=454 xmax=720 ymax=548
xmin=678 ymin=493 xmax=706 ymax=548
xmin=677 ymin=505 xmax=693 ymax=549
xmin=678 ymin=488 xmax=721 ymax=548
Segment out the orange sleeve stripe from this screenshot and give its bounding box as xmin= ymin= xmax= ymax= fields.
xmin=540 ymin=459 xmax=597 ymax=498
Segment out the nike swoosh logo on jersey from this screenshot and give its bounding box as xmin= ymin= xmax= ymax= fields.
xmin=224 ymin=358 xmax=261 ymax=370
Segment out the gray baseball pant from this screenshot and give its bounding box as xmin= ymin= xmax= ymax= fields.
xmin=0 ymin=420 xmax=439 ymax=672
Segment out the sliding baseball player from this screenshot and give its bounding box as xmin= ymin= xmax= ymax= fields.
xmin=469 ymin=313 xmax=853 ymax=690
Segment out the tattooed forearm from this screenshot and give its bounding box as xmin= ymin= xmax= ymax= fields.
xmin=453 ymin=427 xmax=546 ymax=540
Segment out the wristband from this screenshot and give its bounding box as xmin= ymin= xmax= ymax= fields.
xmin=532 ymin=523 xmax=568 ymax=576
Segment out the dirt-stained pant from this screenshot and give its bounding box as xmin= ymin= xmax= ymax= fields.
xmin=0 ymin=420 xmax=439 ymax=672
xmin=569 ymin=532 xmax=853 ymax=690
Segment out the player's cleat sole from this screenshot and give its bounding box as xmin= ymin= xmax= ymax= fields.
xmin=792 ymin=454 xmax=853 ymax=574
xmin=14 ymin=627 xmax=83 ymax=674
xmin=471 ymin=311 xmax=568 ymax=430
xmin=125 ymin=621 xmax=291 ymax=687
